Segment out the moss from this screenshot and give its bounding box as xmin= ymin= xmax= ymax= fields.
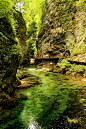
xmin=0 ymin=80 xmax=2 ymax=86
xmin=0 ymin=15 xmax=23 ymax=64
xmin=70 ymin=43 xmax=86 ymax=56
xmin=57 ymin=0 xmax=76 ymax=32
xmin=54 ymin=0 xmax=86 ymax=56
xmin=67 ymin=117 xmax=78 ymax=124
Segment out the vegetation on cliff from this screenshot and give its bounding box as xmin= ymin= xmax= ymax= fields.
xmin=0 ymin=0 xmax=22 ymax=64
xmin=6 ymin=0 xmax=46 ymax=56
xmin=59 ymin=0 xmax=86 ymax=57
xmin=21 ymin=0 xmax=46 ymax=55
xmin=0 ymin=0 xmax=25 ymax=100
xmin=1 ymin=0 xmax=85 ymax=58
xmin=53 ymin=58 xmax=86 ymax=77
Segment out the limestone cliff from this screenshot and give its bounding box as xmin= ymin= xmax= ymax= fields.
xmin=37 ymin=0 xmax=86 ymax=63
xmin=0 ymin=11 xmax=27 ymax=102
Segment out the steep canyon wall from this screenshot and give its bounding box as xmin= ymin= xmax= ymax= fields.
xmin=0 ymin=11 xmax=27 ymax=102
xmin=14 ymin=11 xmax=29 ymax=64
xmin=37 ymin=0 xmax=86 ymax=62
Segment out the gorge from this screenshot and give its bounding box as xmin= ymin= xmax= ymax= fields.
xmin=0 ymin=0 xmax=86 ymax=129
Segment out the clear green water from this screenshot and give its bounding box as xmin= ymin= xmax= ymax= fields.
xmin=0 ymin=68 xmax=86 ymax=129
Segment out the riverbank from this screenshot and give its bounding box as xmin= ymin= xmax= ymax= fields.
xmin=0 ymin=67 xmax=41 ymax=109
xmin=36 ymin=58 xmax=86 ymax=82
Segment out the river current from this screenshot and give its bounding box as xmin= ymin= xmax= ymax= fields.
xmin=0 ymin=68 xmax=86 ymax=129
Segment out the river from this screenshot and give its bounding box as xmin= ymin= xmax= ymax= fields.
xmin=0 ymin=68 xmax=86 ymax=129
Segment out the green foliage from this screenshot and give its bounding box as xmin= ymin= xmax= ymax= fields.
xmin=65 ymin=0 xmax=86 ymax=56
xmin=0 ymin=1 xmax=23 ymax=63
xmin=22 ymin=0 xmax=45 ymax=33
xmin=72 ymin=44 xmax=86 ymax=56
xmin=58 ymin=0 xmax=76 ymax=32
xmin=58 ymin=59 xmax=71 ymax=69
xmin=27 ymin=41 xmax=34 ymax=55
xmin=0 ymin=34 xmax=22 ymax=63
xmin=7 ymin=14 xmax=17 ymax=36
xmin=21 ymin=0 xmax=46 ymax=54
xmin=70 ymin=65 xmax=85 ymax=73
xmin=58 ymin=58 xmax=62 ymax=63
xmin=0 ymin=32 xmax=8 ymax=40
xmin=76 ymin=0 xmax=86 ymax=12
xmin=58 ymin=59 xmax=86 ymax=75
xmin=0 ymin=0 xmax=14 ymax=18
xmin=66 ymin=41 xmax=86 ymax=56
xmin=26 ymin=21 xmax=37 ymax=39
xmin=0 ymin=0 xmax=19 ymax=40
xmin=0 ymin=80 xmax=2 ymax=86
xmin=70 ymin=63 xmax=76 ymax=71
xmin=26 ymin=21 xmax=37 ymax=55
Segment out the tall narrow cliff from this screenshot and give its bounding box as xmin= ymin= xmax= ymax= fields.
xmin=0 ymin=11 xmax=27 ymax=102
xmin=37 ymin=0 xmax=86 ymax=62
xmin=14 ymin=11 xmax=29 ymax=64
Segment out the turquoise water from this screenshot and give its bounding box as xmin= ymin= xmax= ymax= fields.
xmin=0 ymin=68 xmax=86 ymax=129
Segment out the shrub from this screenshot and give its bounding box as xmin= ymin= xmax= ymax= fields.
xmin=58 ymin=59 xmax=71 ymax=69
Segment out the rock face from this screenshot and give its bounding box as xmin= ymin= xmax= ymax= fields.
xmin=37 ymin=0 xmax=67 ymax=58
xmin=0 ymin=11 xmax=27 ymax=102
xmin=14 ymin=11 xmax=29 ymax=64
xmin=37 ymin=0 xmax=86 ymax=62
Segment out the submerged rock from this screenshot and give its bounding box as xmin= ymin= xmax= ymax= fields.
xmin=16 ymin=77 xmax=41 ymax=89
xmin=16 ymin=69 xmax=42 ymax=89
xmin=37 ymin=97 xmax=57 ymax=123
